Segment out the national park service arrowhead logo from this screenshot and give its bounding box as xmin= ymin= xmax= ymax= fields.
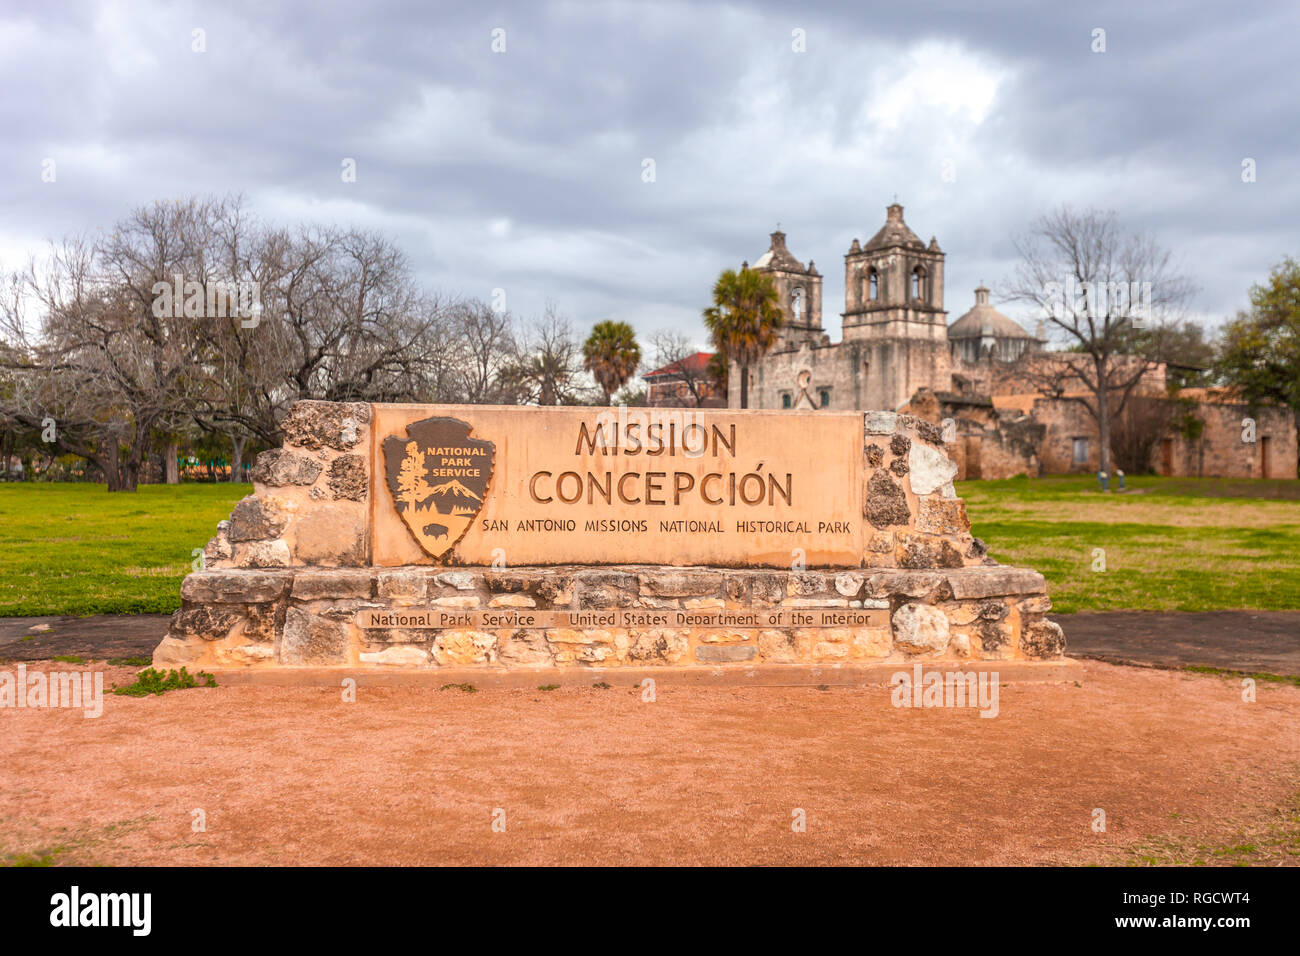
xmin=383 ymin=417 xmax=495 ymax=560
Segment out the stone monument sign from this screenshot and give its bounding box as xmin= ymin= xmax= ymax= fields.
xmin=155 ymin=401 xmax=1068 ymax=676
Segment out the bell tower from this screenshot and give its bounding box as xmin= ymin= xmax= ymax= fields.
xmin=840 ymin=203 xmax=950 ymax=410
xmin=750 ymin=228 xmax=826 ymax=349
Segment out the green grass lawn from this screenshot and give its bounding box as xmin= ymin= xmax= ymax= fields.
xmin=959 ymin=475 xmax=1300 ymax=613
xmin=0 ymin=476 xmax=1296 ymax=617
xmin=0 ymin=483 xmax=246 ymax=616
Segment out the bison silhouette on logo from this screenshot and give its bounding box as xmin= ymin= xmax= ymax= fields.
xmin=383 ymin=416 xmax=494 ymax=559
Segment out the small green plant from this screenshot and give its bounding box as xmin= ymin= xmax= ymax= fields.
xmin=538 ymin=684 xmax=560 ymax=691
xmin=113 ymin=667 xmax=217 ymax=697
xmin=439 ymin=682 xmax=476 ymax=693
xmin=3 ymin=846 xmax=65 ymax=867
xmin=591 ymin=681 xmax=611 ymax=690
xmin=51 ymin=655 xmax=86 ymax=664
xmin=1183 ymin=665 xmax=1300 ymax=688
xmin=107 ymin=656 xmax=152 ymax=667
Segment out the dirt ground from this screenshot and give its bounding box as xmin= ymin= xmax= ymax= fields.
xmin=2 ymin=660 xmax=1298 ymax=866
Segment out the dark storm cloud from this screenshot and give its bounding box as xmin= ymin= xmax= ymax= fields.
xmin=2 ymin=0 xmax=1296 ymax=344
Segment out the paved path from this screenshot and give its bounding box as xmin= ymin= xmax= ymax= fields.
xmin=0 ymin=610 xmax=1296 ymax=674
xmin=0 ymin=614 xmax=170 ymax=662
xmin=1056 ymin=610 xmax=1300 ymax=676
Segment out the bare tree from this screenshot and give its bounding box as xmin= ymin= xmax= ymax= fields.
xmin=1003 ymin=206 xmax=1194 ymax=474
xmin=1 ymin=195 xmax=465 ymax=487
xmin=450 ymin=300 xmax=517 ymax=404
xmin=502 ymin=303 xmax=589 ymax=405
xmin=0 ymin=200 xmax=217 ymax=490
xmin=191 ymin=203 xmax=457 ymax=445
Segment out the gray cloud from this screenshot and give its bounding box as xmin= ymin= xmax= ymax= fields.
xmin=3 ymin=0 xmax=1296 ymax=348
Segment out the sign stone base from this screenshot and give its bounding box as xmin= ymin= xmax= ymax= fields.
xmin=155 ymin=402 xmax=1069 ymax=675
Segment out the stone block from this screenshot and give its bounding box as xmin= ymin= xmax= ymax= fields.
xmin=866 ymin=470 xmax=910 ymax=529
xmin=892 ymin=603 xmax=950 ymax=654
xmin=898 ymin=533 xmax=965 ymax=570
xmin=279 ymin=606 xmax=349 ymax=665
xmin=327 ymin=455 xmax=368 ymax=501
xmin=627 ymin=628 xmax=689 ymax=664
xmin=497 ymin=630 xmax=553 ymax=665
xmin=1021 ymin=620 xmax=1067 ymax=659
xmin=695 ymin=644 xmax=756 ymax=663
xmin=547 ymin=628 xmax=623 ymax=665
xmin=834 ymin=571 xmax=865 ymax=597
xmin=281 ymin=400 xmax=370 ymax=451
xmin=433 ymin=630 xmax=496 ymax=666
xmin=787 ymin=572 xmax=830 ymax=596
xmin=946 ymin=567 xmax=1045 ymax=600
xmin=228 ymin=496 xmax=290 ymax=542
xmin=291 ymin=569 xmax=373 ymax=600
xmin=233 ymin=539 xmax=291 ymax=568
xmin=251 ymin=448 xmax=323 ymax=486
xmin=637 ymin=569 xmax=721 ymax=598
xmin=361 ymin=645 xmax=431 ymax=666
xmin=908 ymin=443 xmax=959 ymax=495
xmin=174 ymin=605 xmax=243 ymax=641
xmin=377 ymin=570 xmax=428 ymax=602
xmin=915 ymin=498 xmax=970 ymax=536
xmin=435 ymin=570 xmax=477 ymax=591
xmin=865 ymin=411 xmax=897 ymax=434
xmin=864 ymin=570 xmax=945 ymax=600
xmin=181 ymin=570 xmax=291 ymax=604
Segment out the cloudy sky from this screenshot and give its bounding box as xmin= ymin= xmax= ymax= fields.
xmin=3 ymin=0 xmax=1297 ymax=350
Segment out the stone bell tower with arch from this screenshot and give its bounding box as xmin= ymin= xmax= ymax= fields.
xmin=841 ymin=203 xmax=950 ymax=410
xmin=749 ymin=228 xmax=827 ymax=350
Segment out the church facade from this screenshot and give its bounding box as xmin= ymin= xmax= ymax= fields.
xmin=729 ymin=204 xmax=1038 ymax=413
xmin=724 ymin=204 xmax=1296 ymax=479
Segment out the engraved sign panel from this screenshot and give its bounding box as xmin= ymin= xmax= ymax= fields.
xmin=370 ymin=405 xmax=866 ymax=567
xmin=357 ymin=607 xmax=890 ymax=630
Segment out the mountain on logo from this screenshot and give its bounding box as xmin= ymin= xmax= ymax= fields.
xmin=429 ymin=479 xmax=481 ymax=503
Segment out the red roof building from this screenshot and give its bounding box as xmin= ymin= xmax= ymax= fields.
xmin=643 ymin=351 xmax=725 ymax=407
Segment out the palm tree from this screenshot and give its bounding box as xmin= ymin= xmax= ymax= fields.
xmin=583 ymin=320 xmax=642 ymax=405
xmin=702 ymin=267 xmax=783 ymax=408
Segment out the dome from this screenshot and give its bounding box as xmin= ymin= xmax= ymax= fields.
xmin=948 ymin=286 xmax=1035 ymax=340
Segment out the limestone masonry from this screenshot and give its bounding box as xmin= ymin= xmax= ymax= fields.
xmin=154 ymin=400 xmax=1068 ymax=672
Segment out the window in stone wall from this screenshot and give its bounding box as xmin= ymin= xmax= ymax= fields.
xmin=912 ymin=266 xmax=926 ymax=301
xmin=781 ymin=392 xmax=792 ymax=409
xmin=1072 ymin=437 xmax=1089 ymax=464
xmin=819 ymin=388 xmax=830 ymax=408
xmin=791 ymin=286 xmax=804 ymax=322
xmin=868 ymin=269 xmax=879 ymax=301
